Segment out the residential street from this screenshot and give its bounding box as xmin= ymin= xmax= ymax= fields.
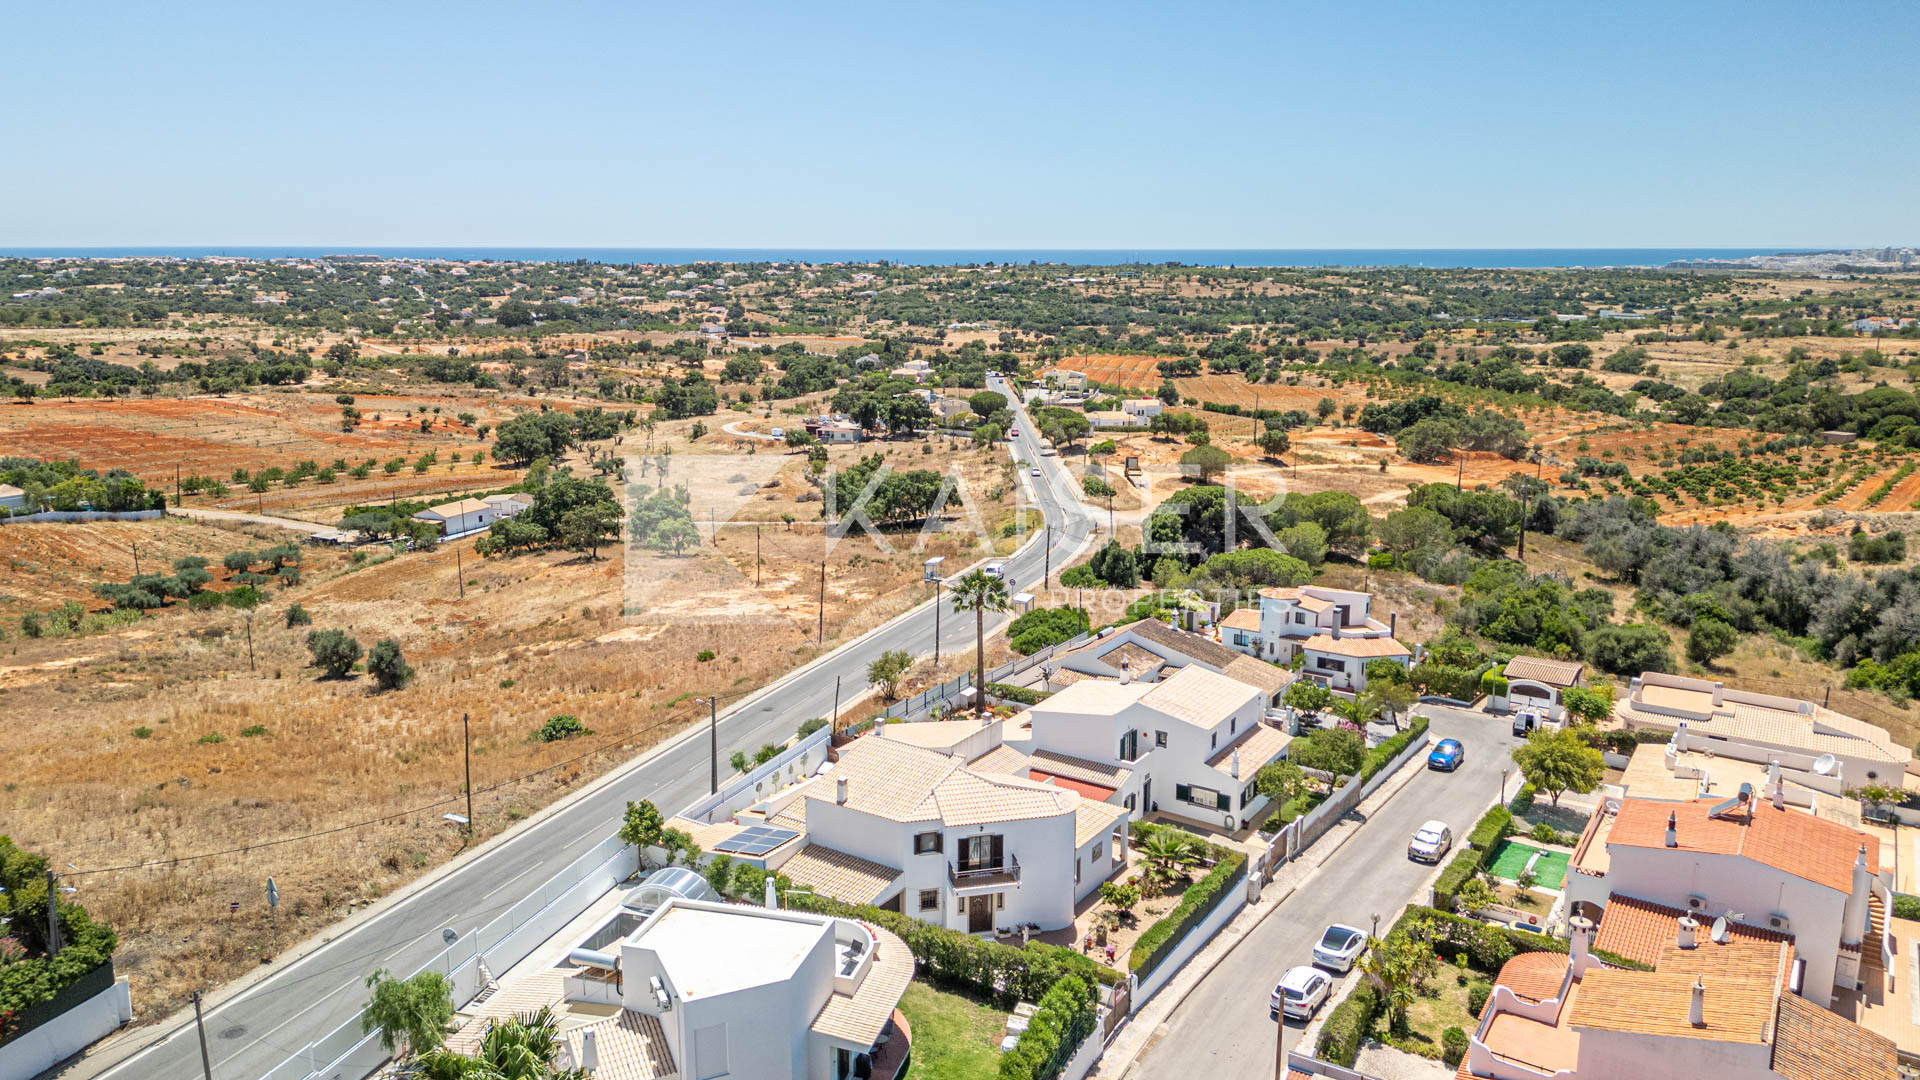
xmin=74 ymin=377 xmax=1097 ymax=1080
xmin=1126 ymin=705 xmax=1522 ymax=1080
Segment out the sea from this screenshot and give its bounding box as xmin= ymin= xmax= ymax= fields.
xmin=0 ymin=247 xmax=1810 ymax=269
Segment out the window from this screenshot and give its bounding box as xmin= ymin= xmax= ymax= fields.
xmin=919 ymin=889 xmax=940 ymax=912
xmin=1230 ymin=717 xmax=1237 ymax=735
xmin=694 ymin=1025 xmax=729 ymax=1080
xmin=1091 ymin=841 xmax=1104 ymax=862
xmin=1075 ymin=857 xmax=1081 ymax=885
xmin=1210 ymin=732 xmax=1217 ymax=749
xmin=1118 ymin=729 xmax=1141 ymax=762
xmin=1176 ymin=783 xmax=1230 ymax=810
xmin=914 ymin=831 xmax=943 ymax=855
xmin=996 ymin=893 xmax=1005 ymax=910
xmin=1240 ymin=783 xmax=1256 ymax=808
xmin=1317 ymin=657 xmax=1347 ymax=673
xmin=1155 ymin=730 xmax=1168 ymax=748
xmin=1124 ymin=793 xmax=1137 ymax=811
xmin=959 ymin=834 xmax=1005 ymax=872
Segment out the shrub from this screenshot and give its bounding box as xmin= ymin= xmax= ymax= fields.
xmin=131 ymin=726 xmax=152 ymax=739
xmin=1316 ymin=979 xmax=1380 ymax=1066
xmin=306 ymin=629 xmax=363 ymax=677
xmin=1432 ymin=848 xmax=1483 ymax=913
xmin=1129 ymin=848 xmax=1248 ymax=981
xmin=986 ymin=682 xmax=1047 ymax=706
xmin=1007 ymin=606 xmax=1090 ymax=655
xmin=240 ymin=725 xmax=268 ymax=738
xmin=1508 ymin=782 xmax=1537 ymax=816
xmin=1443 ymin=1026 xmax=1469 ymax=1068
xmin=1466 ymin=806 xmax=1513 ymax=851
xmin=696 ymin=649 xmax=716 ymax=662
xmin=534 ymin=715 xmax=592 ymax=742
xmin=197 ymin=732 xmax=225 ymax=744
xmin=367 ymin=638 xmax=413 ymax=691
xmin=1390 ymin=906 xmax=1566 ymax=973
xmin=1000 ymin=974 xmax=1097 ymax=1080
xmin=1466 ymin=980 xmax=1492 ymax=1018
xmin=284 ymin=603 xmax=312 ymax=628
xmin=796 ymin=717 xmax=828 ymax=738
xmin=1895 ymin=894 xmax=1920 ymax=922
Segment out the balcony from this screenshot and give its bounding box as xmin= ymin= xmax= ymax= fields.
xmin=949 ymin=854 xmax=1021 ymax=890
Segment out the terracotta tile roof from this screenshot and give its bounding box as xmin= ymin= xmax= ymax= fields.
xmin=1224 ymin=655 xmax=1292 ymax=699
xmin=445 ymin=971 xmax=568 ymax=1054
xmin=1074 ymin=799 xmax=1129 ymax=848
xmin=1594 ymin=892 xmax=1792 ymax=967
xmin=1101 ymin=641 xmax=1168 ymax=674
xmin=967 ymin=744 xmax=1032 ymax=777
xmin=1771 ymin=988 xmax=1899 ymax=1080
xmin=557 ymin=1010 xmax=677 ymax=1080
xmin=1301 ymin=633 xmax=1411 ymax=659
xmin=1494 ymin=950 xmax=1571 ymax=1003
xmin=1295 ymin=596 xmax=1337 ymax=613
xmin=1128 ymin=618 xmax=1246 ymax=668
xmin=767 ymin=798 xmax=808 ymax=830
xmin=819 ymin=737 xmax=1079 ymax=827
xmin=1503 ymin=656 xmax=1585 ymax=687
xmin=811 ymin=924 xmax=915 ymax=1046
xmin=421 ymin=497 xmax=491 ymax=517
xmin=1206 ymin=722 xmax=1293 ymax=781
xmin=1606 ymin=797 xmax=1879 ymax=893
xmin=778 ymin=844 xmax=901 ymax=905
xmin=1582 ymin=887 xmax=1789 ymax=960
xmin=1258 ymin=587 xmax=1305 ymax=601
xmin=1572 ymin=940 xmax=1790 ymax=1044
xmin=1140 ymin=664 xmax=1262 ymax=728
xmin=1220 ymin=607 xmax=1262 ymax=631
xmin=871 ymin=718 xmax=995 ymax=753
xmin=1027 ymin=749 xmax=1133 ymax=788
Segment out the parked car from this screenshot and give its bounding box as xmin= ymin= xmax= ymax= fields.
xmin=1428 ymin=738 xmax=1465 ymax=771
xmin=1512 ymin=711 xmax=1540 ymax=737
xmin=1271 ymin=965 xmax=1333 ymax=1021
xmin=770 ymin=427 xmax=785 ymax=438
xmin=1312 ymin=924 xmax=1369 ymax=973
xmin=1408 ymin=820 xmax=1453 ymax=863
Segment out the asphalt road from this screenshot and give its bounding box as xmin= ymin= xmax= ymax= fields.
xmin=1129 ymin=705 xmax=1523 ymax=1080
xmin=78 ymin=376 xmax=1098 ymax=1080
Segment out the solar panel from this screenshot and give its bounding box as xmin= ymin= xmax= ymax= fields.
xmin=714 ymin=824 xmax=799 ymax=856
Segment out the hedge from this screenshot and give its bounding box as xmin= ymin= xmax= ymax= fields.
xmin=1507 ymin=782 xmax=1538 ymax=816
xmin=1465 ymin=806 xmax=1513 ymax=852
xmin=1359 ymin=715 xmax=1430 ymax=783
xmin=782 ymin=893 xmax=1118 ymax=1006
xmin=1128 ymin=845 xmax=1248 ymax=981
xmin=1387 ymin=906 xmax=1564 ymax=975
xmin=1479 ymin=670 xmax=1509 ymax=697
xmin=999 ymin=973 xmax=1096 ymax=1080
xmin=985 ymin=682 xmax=1048 ymax=706
xmin=1431 ymin=848 xmax=1485 ymax=914
xmin=1315 ymin=978 xmax=1380 ymax=1066
xmin=1442 ymin=1026 xmax=1469 ymax=1068
xmin=1594 ymin=728 xmax=1673 ymax=756
xmin=1896 ymin=893 xmax=1920 ymax=922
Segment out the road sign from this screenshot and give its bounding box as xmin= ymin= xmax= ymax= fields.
xmin=266 ymin=877 xmax=279 ymax=909
xmin=228 ymin=901 xmax=240 ymax=915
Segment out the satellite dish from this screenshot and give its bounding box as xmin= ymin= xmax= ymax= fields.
xmin=1813 ymin=754 xmax=1838 ymax=776
xmin=1711 ymin=916 xmax=1730 ymax=944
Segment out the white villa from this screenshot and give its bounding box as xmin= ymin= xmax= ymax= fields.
xmin=1220 ymin=585 xmax=1410 ymax=689
xmin=1051 ymin=617 xmax=1293 ymax=706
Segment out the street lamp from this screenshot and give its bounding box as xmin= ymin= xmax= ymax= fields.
xmin=1501 ymin=768 xmax=1509 ymax=804
xmin=697 ymin=696 xmax=719 ymax=793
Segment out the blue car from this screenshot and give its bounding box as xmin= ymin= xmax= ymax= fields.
xmin=1428 ymin=738 xmax=1465 ymax=771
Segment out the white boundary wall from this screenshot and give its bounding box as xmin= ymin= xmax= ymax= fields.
xmin=0 ymin=978 xmax=133 ymax=1080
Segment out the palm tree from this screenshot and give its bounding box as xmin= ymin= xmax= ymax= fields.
xmin=949 ymin=568 xmax=1010 ymax=717
xmin=1359 ymin=931 xmax=1437 ymax=1033
xmin=414 ymin=1006 xmax=584 ymax=1080
xmin=1137 ymin=829 xmax=1205 ymax=895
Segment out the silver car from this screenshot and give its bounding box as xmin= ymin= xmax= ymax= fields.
xmin=1312 ymin=924 xmax=1369 ymax=973
xmin=1408 ymin=820 xmax=1453 ymax=863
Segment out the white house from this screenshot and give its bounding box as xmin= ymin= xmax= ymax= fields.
xmin=482 ymin=492 xmax=534 ymax=518
xmin=1044 ymin=369 xmax=1089 ymax=393
xmin=813 ymin=420 xmax=863 ymax=444
xmin=1502 ymin=655 xmax=1585 ymax=720
xmin=888 ymin=359 xmax=932 ymax=383
xmin=1612 ymin=672 xmax=1913 ymax=791
xmin=1566 ymin=793 xmax=1889 ymax=1008
xmin=1232 ymin=585 xmax=1402 ymax=667
xmin=1051 ymin=617 xmax=1292 ymax=705
xmin=411 ymin=496 xmax=498 ymax=536
xmin=1121 ymin=398 xmax=1163 ymax=420
xmin=734 ymin=734 xmax=1128 ymax=935
xmin=1012 ymin=664 xmax=1291 ymax=830
xmin=447 ymin=894 xmax=913 ymax=1080
xmin=1298 ymin=632 xmax=1412 ymax=693
xmin=1463 ymin=912 xmax=1896 ymax=1080
xmin=0 ymin=483 xmax=27 ymax=511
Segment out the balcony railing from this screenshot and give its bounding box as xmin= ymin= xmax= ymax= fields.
xmin=949 ymin=854 xmax=1021 ymax=888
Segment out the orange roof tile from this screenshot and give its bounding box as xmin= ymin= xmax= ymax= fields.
xmin=1606 ymin=798 xmax=1879 ymax=894
xmin=1594 ymin=893 xmax=1793 ymax=967
xmin=1771 ymin=990 xmax=1898 ymax=1080
xmin=1571 ymin=940 xmax=1789 ymax=1044
xmin=1494 ymin=951 xmax=1571 ymax=1003
xmin=1220 ymin=607 xmax=1261 ymax=631
xmin=1301 ymin=633 xmax=1411 ymax=659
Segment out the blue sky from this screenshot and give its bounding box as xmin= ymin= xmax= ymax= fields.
xmin=1 ymin=0 xmax=1913 ymax=249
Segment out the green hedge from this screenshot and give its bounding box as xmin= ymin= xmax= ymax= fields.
xmin=1389 ymin=906 xmax=1566 ymax=974
xmin=1 ymin=837 xmax=120 ymax=1044
xmin=1128 ymin=848 xmax=1248 ymax=981
xmin=1431 ymin=848 xmax=1484 ymax=914
xmin=1315 ymin=979 xmax=1381 ymax=1066
xmin=1480 ymin=670 xmax=1509 ymax=697
xmin=1442 ymin=1026 xmax=1469 ymax=1068
xmin=782 ymin=893 xmax=1118 ymax=1006
xmin=1359 ymin=715 xmax=1431 ymax=783
xmin=1591 ymin=947 xmax=1655 ymax=972
xmin=1594 ymin=728 xmax=1673 ymax=756
xmin=1895 ymin=893 xmax=1920 ymax=922
xmin=1507 ymin=783 xmax=1538 ymax=816
xmin=999 ymin=973 xmax=1096 ymax=1080
xmin=985 ymin=682 xmax=1048 ymax=706
xmin=1466 ymin=806 xmax=1513 ymax=852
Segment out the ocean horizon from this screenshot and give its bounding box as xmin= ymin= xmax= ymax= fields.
xmin=0 ymin=246 xmax=1815 ymax=269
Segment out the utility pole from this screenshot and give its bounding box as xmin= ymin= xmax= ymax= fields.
xmin=175 ymin=463 xmax=181 ymax=505
xmin=131 ymin=543 xmax=140 ymax=577
xmin=817 ymin=560 xmax=826 ymax=647
xmin=706 ymin=697 xmax=718 ymax=793
xmin=755 ymin=525 xmax=762 ymax=588
xmin=455 ymin=545 xmax=464 ymax=599
xmin=832 ymin=675 xmax=841 ymax=732
xmin=46 ymin=868 xmax=63 ymax=956
xmin=193 ymin=990 xmax=214 ymax=1080
xmin=934 ymin=580 xmax=942 ymax=665
xmin=1517 ymin=487 xmax=1530 ymax=560
xmin=462 ymin=713 xmax=474 ymax=837
xmin=1045 ymin=524 xmax=1051 ymax=587
xmin=1456 ymin=451 xmax=1464 ymax=491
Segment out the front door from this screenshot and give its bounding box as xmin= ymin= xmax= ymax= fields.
xmin=1142 ymin=776 xmax=1152 ymax=814
xmin=968 ymin=894 xmax=992 ymax=932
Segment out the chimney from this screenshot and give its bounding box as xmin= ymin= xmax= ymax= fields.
xmin=1390 ymin=611 xmax=1397 ymax=637
xmin=1569 ymin=915 xmax=1595 ymax=968
xmin=1677 ymin=914 xmax=1699 ymax=950
xmin=836 ymin=777 xmax=849 ymax=805
xmin=1665 ymin=810 xmax=1678 ymax=848
xmin=1120 ymin=658 xmax=1132 ymax=685
xmin=1688 ymin=978 xmax=1706 ymax=1027
xmin=1332 ymin=623 xmax=1342 ymax=640
xmin=1231 ymin=750 xmax=1241 ymax=780
xmin=765 ymin=875 xmax=779 ymax=909
xmin=873 ymin=722 xmax=885 ymax=738
xmin=582 ymin=1027 xmax=600 ymax=1072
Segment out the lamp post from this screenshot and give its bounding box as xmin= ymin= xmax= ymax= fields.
xmin=934 ymin=579 xmax=942 ymax=665
xmin=1501 ymin=767 xmax=1509 ymax=804
xmin=698 ymin=697 xmax=718 ymax=793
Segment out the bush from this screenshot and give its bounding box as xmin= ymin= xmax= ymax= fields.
xmin=1008 ymin=606 xmax=1090 ymax=655
xmin=534 ymin=714 xmax=592 ymax=742
xmin=1129 ymin=848 xmax=1248 ymax=981
xmin=1432 ymin=849 xmax=1483 ymax=913
xmin=367 ymin=638 xmax=413 ymax=691
xmin=1467 ymin=980 xmax=1492 ymax=1018
xmin=1466 ymin=806 xmax=1513 ymax=851
xmin=1000 ymin=974 xmax=1097 ymax=1080
xmin=985 ymin=682 xmax=1047 ymax=706
xmin=1390 ymin=906 xmax=1567 ymax=974
xmin=1442 ymin=1026 xmax=1469 ymax=1068
xmin=1895 ymin=894 xmax=1920 ymax=922
xmin=284 ymin=602 xmax=312 ymax=628
xmin=1316 ymin=979 xmax=1380 ymax=1067
xmin=306 ymin=629 xmax=363 ymax=677
xmin=1508 ymin=782 xmax=1537 ymax=816
xmin=796 ymin=717 xmax=828 ymax=738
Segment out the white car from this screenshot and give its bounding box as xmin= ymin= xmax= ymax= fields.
xmin=770 ymin=427 xmax=785 ymax=438
xmin=1030 ymin=467 xmax=1042 ymax=477
xmin=1271 ymin=966 xmax=1332 ymax=1021
xmin=1409 ymin=820 xmax=1453 ymax=863
xmin=1312 ymin=924 xmax=1369 ymax=973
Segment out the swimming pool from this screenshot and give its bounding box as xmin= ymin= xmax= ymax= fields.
xmin=1486 ymin=839 xmax=1570 ymax=890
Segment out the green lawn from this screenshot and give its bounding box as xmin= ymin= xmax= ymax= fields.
xmin=1398 ymin=959 xmax=1483 ymax=1056
xmin=898 ymin=979 xmax=1007 ymax=1080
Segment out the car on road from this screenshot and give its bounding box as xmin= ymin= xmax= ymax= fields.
xmin=1030 ymin=467 xmax=1042 ymax=477
xmin=1428 ymin=738 xmax=1465 ymax=771
xmin=1312 ymin=923 xmax=1368 ymax=972
xmin=1271 ymin=966 xmax=1333 ymax=1021
xmin=1408 ymin=820 xmax=1453 ymax=863
xmin=769 ymin=427 xmax=784 ymax=438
